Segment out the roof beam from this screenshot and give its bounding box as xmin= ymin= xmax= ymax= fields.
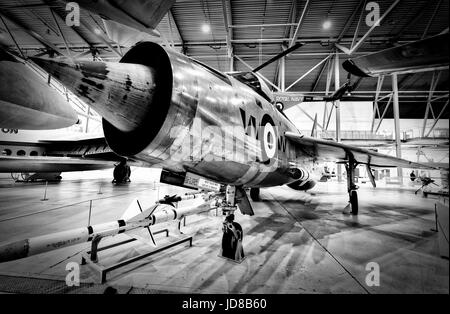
xmin=398 ymin=73 xmax=414 ymax=90
xmin=221 ymin=0 xmax=233 ymax=58
xmin=349 ymin=0 xmax=402 ymax=54
xmin=0 ymin=14 xmax=25 ymax=58
xmin=286 ymin=55 xmax=332 ymax=91
xmin=221 ymin=0 xmax=234 ymax=71
xmin=422 ymin=71 xmax=442 ymax=136
xmin=336 ymin=0 xmax=365 ymax=43
xmin=315 ymin=1 xmax=364 ymax=91
xmin=0 ymin=4 xmax=52 ymax=9
xmin=425 ymin=99 xmax=449 ymax=137
xmin=230 ymin=23 xmax=298 ymax=29
xmin=168 ymin=9 xmax=184 ymax=50
xmin=49 ymin=9 xmax=72 ymax=59
xmin=274 ymin=0 xmax=297 ymax=88
xmin=422 ymin=0 xmax=442 ymax=39
xmin=42 ymin=0 xmax=96 ymax=55
xmin=349 ymin=0 xmax=367 ymax=50
xmin=394 ymin=1 xmax=429 ymax=40
xmin=80 ymin=16 xmax=122 ymax=58
xmin=0 ymin=8 xmax=65 ymax=56
xmin=110 ymin=35 xmax=424 ymax=47
xmin=235 ymin=55 xmax=280 ymax=92
xmin=288 ymin=0 xmax=297 ymax=40
xmin=371 ymin=75 xmax=385 ymax=132
xmin=289 ymin=0 xmax=311 ymax=47
xmin=311 ymin=55 xmax=331 ymax=92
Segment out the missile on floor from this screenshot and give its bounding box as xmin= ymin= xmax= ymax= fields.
xmin=0 ymin=194 xmax=217 ymax=263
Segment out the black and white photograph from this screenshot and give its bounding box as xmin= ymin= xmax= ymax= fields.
xmin=0 ymin=0 xmax=448 ymax=299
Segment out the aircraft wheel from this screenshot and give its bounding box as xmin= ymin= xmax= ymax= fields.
xmin=113 ymin=163 xmax=130 ymax=183
xmin=250 ymin=188 xmax=260 ymax=201
xmin=350 ymin=190 xmax=358 ymax=215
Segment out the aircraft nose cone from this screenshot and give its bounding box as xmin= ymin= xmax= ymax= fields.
xmin=31 ymin=57 xmax=158 ymax=133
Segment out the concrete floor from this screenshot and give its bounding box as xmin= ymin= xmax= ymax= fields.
xmin=0 ymin=168 xmax=448 ymax=294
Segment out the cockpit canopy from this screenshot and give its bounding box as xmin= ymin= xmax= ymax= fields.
xmin=229 ymin=71 xmax=274 ymax=103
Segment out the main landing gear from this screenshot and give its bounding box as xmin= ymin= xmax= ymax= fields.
xmin=344 ymin=156 xmax=359 ymax=215
xmin=112 ymin=160 xmax=131 ymax=184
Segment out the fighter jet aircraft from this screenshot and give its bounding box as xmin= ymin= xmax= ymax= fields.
xmin=1 ymin=0 xmax=446 ymax=217
xmin=30 ymin=45 xmax=442 ymax=218
xmin=0 ymin=0 xmax=448 ymax=266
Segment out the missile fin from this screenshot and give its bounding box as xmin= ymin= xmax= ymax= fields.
xmin=146 ymin=227 xmax=157 ymax=247
xmin=121 ymin=198 xmax=142 ymax=222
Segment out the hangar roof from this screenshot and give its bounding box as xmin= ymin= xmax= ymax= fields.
xmin=0 ymin=0 xmax=448 ymax=119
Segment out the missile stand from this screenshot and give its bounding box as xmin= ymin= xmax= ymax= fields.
xmin=80 ymin=229 xmax=189 ymax=284
xmin=81 ymin=192 xmax=218 ymax=283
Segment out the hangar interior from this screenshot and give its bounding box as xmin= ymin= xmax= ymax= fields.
xmin=0 ymin=0 xmax=448 ymax=294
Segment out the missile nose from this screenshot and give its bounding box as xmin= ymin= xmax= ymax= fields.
xmin=31 ymin=57 xmax=158 ymax=133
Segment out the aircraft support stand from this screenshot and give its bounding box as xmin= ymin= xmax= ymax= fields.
xmin=81 ymin=228 xmax=191 ymax=284
xmin=344 ymin=156 xmax=359 ymax=215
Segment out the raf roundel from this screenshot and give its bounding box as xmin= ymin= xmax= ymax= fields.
xmin=260 ymin=114 xmax=277 ymax=162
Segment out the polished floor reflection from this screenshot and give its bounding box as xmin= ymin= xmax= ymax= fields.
xmin=0 ymin=169 xmax=447 ymax=294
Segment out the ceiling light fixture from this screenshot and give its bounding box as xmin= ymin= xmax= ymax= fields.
xmin=322 ymin=19 xmax=332 ymax=30
xmin=201 ymin=23 xmax=211 ymax=33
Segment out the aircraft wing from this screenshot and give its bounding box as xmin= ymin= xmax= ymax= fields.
xmin=62 ymin=0 xmax=175 ymax=35
xmin=0 ymin=47 xmax=79 ymax=130
xmin=285 ymin=132 xmax=438 ymax=169
xmin=342 ymin=33 xmax=449 ymax=77
xmin=0 ymin=136 xmax=144 ymax=173
xmin=0 ymin=156 xmax=117 ymax=173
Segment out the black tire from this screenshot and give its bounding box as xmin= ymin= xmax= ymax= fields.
xmin=126 ymin=166 xmax=131 ymax=182
xmin=113 ymin=165 xmax=128 ymax=183
xmin=250 ymin=188 xmax=260 ymax=201
xmin=350 ymin=190 xmax=358 ymax=215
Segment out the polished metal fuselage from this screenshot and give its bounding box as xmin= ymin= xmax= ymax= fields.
xmin=124 ymin=46 xmax=319 ymax=187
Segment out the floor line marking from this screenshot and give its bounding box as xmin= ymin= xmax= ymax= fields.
xmin=0 ymin=187 xmax=154 ymax=223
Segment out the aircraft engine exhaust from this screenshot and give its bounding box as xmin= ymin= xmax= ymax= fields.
xmin=31 ymin=42 xmax=174 ymax=156
xmin=31 ymin=59 xmax=159 ymax=133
